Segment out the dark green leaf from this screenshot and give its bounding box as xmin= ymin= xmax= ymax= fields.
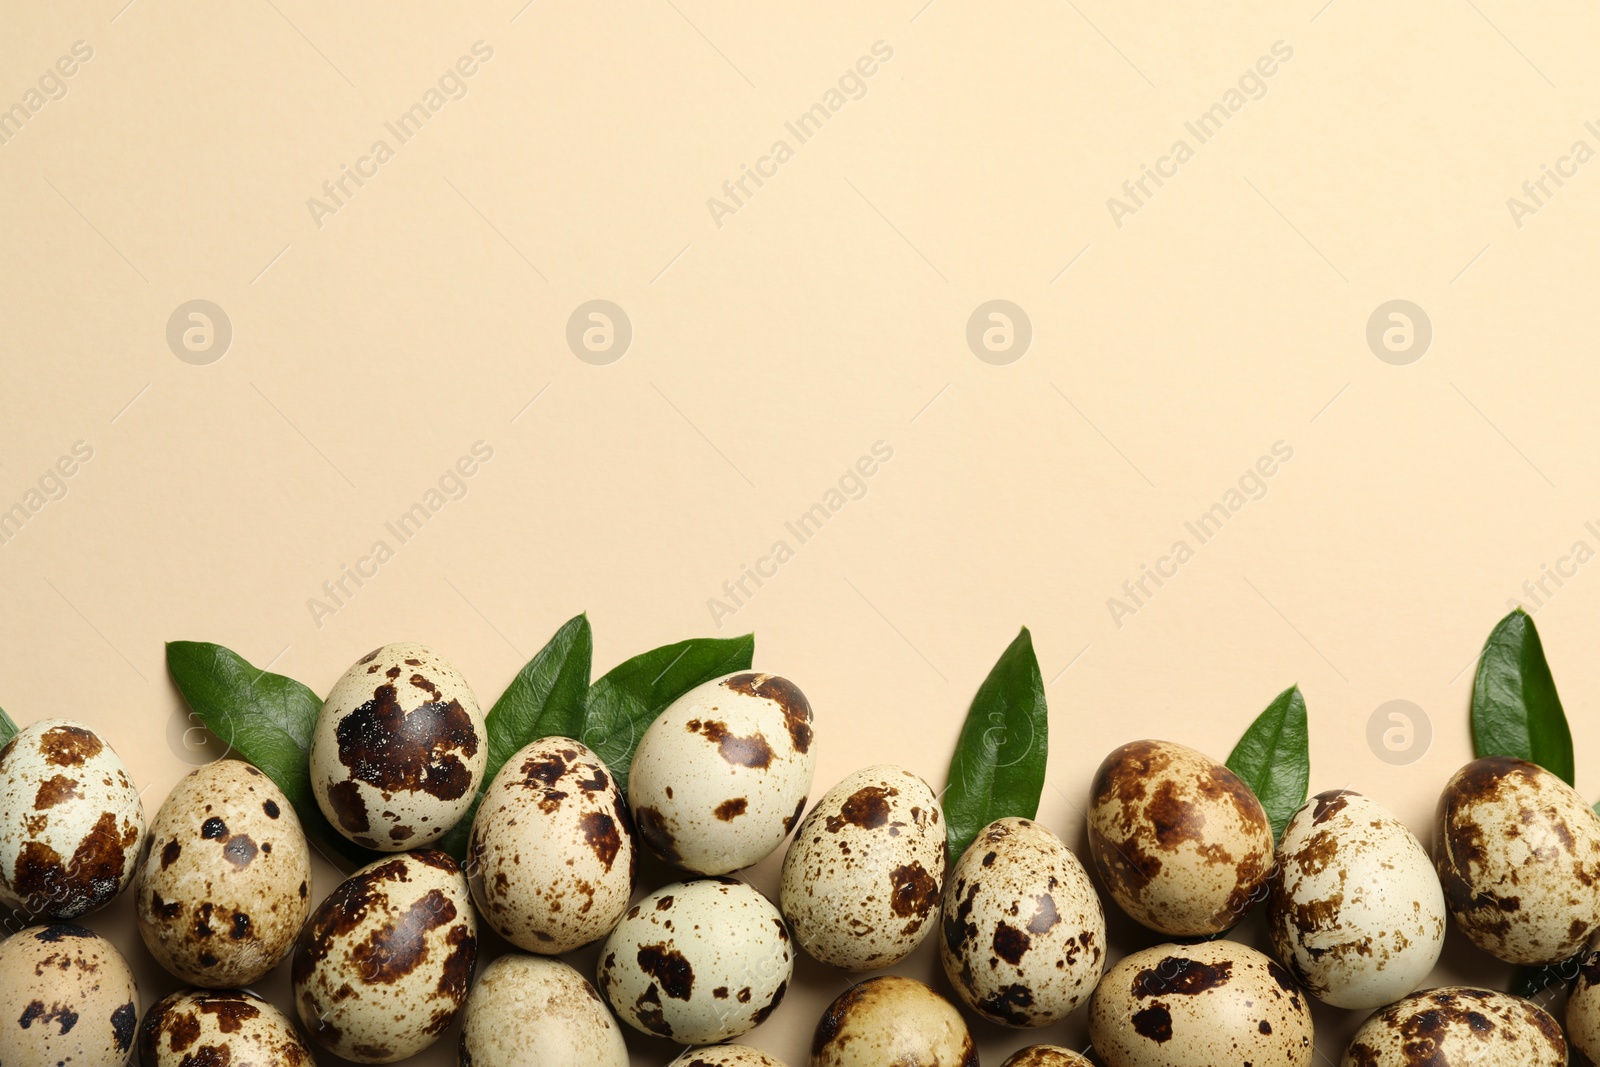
xmin=165 ymin=641 xmax=372 ymax=869
xmin=0 ymin=705 xmax=16 ymax=745
xmin=1511 ymin=953 xmax=1584 ymax=999
xmin=944 ymin=627 xmax=1049 ymax=863
xmin=580 ymin=633 xmax=755 ymax=796
xmin=1472 ymin=609 xmax=1574 ymax=785
xmin=1226 ymin=685 xmax=1311 ymax=842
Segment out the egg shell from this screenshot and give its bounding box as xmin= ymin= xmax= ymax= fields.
xmin=0 ymin=923 xmax=138 ymax=1067
xmin=459 ymin=954 xmax=627 ymax=1067
xmin=1088 ymin=940 xmax=1314 ymax=1067
xmin=1087 ymin=739 xmax=1274 ymax=936
xmin=310 ymin=642 xmax=487 ymax=851
xmin=0 ymin=719 xmax=146 ymax=918
xmin=137 ymin=988 xmax=313 ymax=1067
xmin=629 ymin=672 xmax=816 ymax=875
xmin=780 ymin=764 xmax=945 ymax=970
xmin=940 ymin=817 xmax=1105 ymax=1027
xmin=1434 ymin=756 xmax=1600 ymax=964
xmin=678 ymin=1044 xmax=790 ymax=1066
xmin=1343 ymin=987 xmax=1565 ymax=1067
xmin=1268 ymin=789 xmax=1446 ymax=1009
xmin=1567 ymin=952 xmax=1600 ymax=1066
xmin=292 ymin=849 xmax=477 ymax=1063
xmin=810 ymin=975 xmax=975 ymax=1067
xmin=1001 ymin=1047 xmax=1094 ymax=1067
xmin=467 ymin=736 xmax=634 ymax=954
xmin=135 ymin=759 xmax=312 ymax=986
xmin=598 ymin=877 xmax=793 ymax=1044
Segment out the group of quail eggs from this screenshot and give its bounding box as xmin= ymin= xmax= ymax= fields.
xmin=3 ymin=641 xmax=1600 ymax=1066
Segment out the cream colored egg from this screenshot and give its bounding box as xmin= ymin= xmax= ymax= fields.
xmin=292 ymin=850 xmax=477 ymax=1063
xmin=137 ymin=989 xmax=313 ymax=1067
xmin=1089 ymin=941 xmax=1313 ymax=1067
xmin=467 ymin=737 xmax=634 ymax=954
xmin=1343 ymin=987 xmax=1565 ymax=1067
xmin=629 ymin=672 xmax=816 ymax=874
xmin=135 ymin=759 xmax=312 ymax=986
xmin=0 ymin=719 xmax=146 ymax=918
xmin=310 ymin=642 xmax=486 ymax=851
xmin=677 ymin=1045 xmax=790 ymax=1066
xmin=1268 ymin=789 xmax=1445 ymax=1009
xmin=1001 ymin=1048 xmax=1094 ymax=1067
xmin=810 ymin=976 xmax=975 ymax=1067
xmin=940 ymin=817 xmax=1104 ymax=1027
xmin=459 ymin=954 xmax=628 ymax=1067
xmin=0 ymin=923 xmax=138 ymax=1067
xmin=780 ymin=765 xmax=944 ymax=970
xmin=1567 ymin=952 xmax=1600 ymax=1066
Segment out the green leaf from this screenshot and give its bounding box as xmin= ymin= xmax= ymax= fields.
xmin=1226 ymin=685 xmax=1311 ymax=842
xmin=1471 ymin=609 xmax=1574 ymax=785
xmin=165 ymin=641 xmax=372 ymax=869
xmin=0 ymin=705 xmax=16 ymax=745
xmin=580 ymin=633 xmax=755 ymax=797
xmin=944 ymin=627 xmax=1049 ymax=863
xmin=437 ymin=614 xmax=593 ymax=859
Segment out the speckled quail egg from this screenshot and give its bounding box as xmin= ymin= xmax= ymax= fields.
xmin=940 ymin=817 xmax=1105 ymax=1027
xmin=459 ymin=954 xmax=628 ymax=1067
xmin=598 ymin=877 xmax=793 ymax=1044
xmin=780 ymin=765 xmax=944 ymax=970
xmin=1268 ymin=789 xmax=1446 ymax=1009
xmin=311 ymin=642 xmax=486 ymax=851
xmin=810 ymin=975 xmax=975 ymax=1067
xmin=1434 ymin=756 xmax=1600 ymax=965
xmin=0 ymin=923 xmax=138 ymax=1067
xmin=135 ymin=759 xmax=312 ymax=987
xmin=137 ymin=988 xmax=313 ymax=1067
xmin=292 ymin=849 xmax=477 ymax=1063
xmin=1001 ymin=1048 xmax=1094 ymax=1067
xmin=1343 ymin=987 xmax=1566 ymax=1067
xmin=467 ymin=736 xmax=634 ymax=954
xmin=680 ymin=1046 xmax=791 ymax=1066
xmin=1567 ymin=952 xmax=1600 ymax=1066
xmin=1089 ymin=940 xmax=1313 ymax=1067
xmin=1087 ymin=739 xmax=1274 ymax=937
xmin=630 ymin=672 xmax=816 ymax=875
xmin=0 ymin=719 xmax=146 ymax=918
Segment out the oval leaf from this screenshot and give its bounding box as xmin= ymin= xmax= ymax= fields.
xmin=1226 ymin=684 xmax=1310 ymax=842
xmin=0 ymin=705 xmax=16 ymax=746
xmin=944 ymin=627 xmax=1048 ymax=863
xmin=1472 ymin=608 xmax=1574 ymax=785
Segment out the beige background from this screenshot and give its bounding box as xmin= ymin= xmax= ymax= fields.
xmin=4 ymin=0 xmax=1599 ymax=1062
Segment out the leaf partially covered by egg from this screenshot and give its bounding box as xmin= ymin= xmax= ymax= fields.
xmin=1472 ymin=607 xmax=1574 ymax=786
xmin=1225 ymin=684 xmax=1310 ymax=842
xmin=0 ymin=704 xmax=15 ymax=744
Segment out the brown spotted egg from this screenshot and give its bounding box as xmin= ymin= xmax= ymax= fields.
xmin=292 ymin=849 xmax=477 ymax=1063
xmin=1001 ymin=1047 xmax=1094 ymax=1067
xmin=137 ymin=989 xmax=313 ymax=1067
xmin=459 ymin=954 xmax=628 ymax=1067
xmin=0 ymin=719 xmax=146 ymax=919
xmin=1268 ymin=789 xmax=1445 ymax=1009
xmin=629 ymin=672 xmax=816 ymax=875
xmin=467 ymin=736 xmax=634 ymax=954
xmin=779 ymin=765 xmax=944 ymax=970
xmin=1089 ymin=941 xmax=1313 ymax=1067
xmin=135 ymin=759 xmax=312 ymax=987
xmin=310 ymin=642 xmax=486 ymax=851
xmin=1087 ymin=739 xmax=1274 ymax=937
xmin=940 ymin=817 xmax=1105 ymax=1027
xmin=1342 ymin=987 xmax=1565 ymax=1067
xmin=810 ymin=976 xmax=976 ymax=1067
xmin=1566 ymin=951 xmax=1600 ymax=1066
xmin=598 ymin=877 xmax=793 ymax=1044
xmin=1435 ymin=756 xmax=1600 ymax=965
xmin=0 ymin=923 xmax=138 ymax=1067
xmin=682 ymin=1045 xmax=791 ymax=1065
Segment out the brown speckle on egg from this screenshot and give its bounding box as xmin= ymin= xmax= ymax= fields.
xmin=1344 ymin=987 xmax=1564 ymax=1067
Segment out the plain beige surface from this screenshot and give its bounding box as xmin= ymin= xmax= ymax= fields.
xmin=3 ymin=1 xmax=1598 ymax=1062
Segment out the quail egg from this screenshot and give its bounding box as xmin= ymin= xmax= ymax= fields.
xmin=810 ymin=975 xmax=975 ymax=1067
xmin=467 ymin=736 xmax=634 ymax=954
xmin=292 ymin=849 xmax=477 ymax=1063
xmin=1089 ymin=940 xmax=1314 ymax=1067
xmin=1435 ymin=756 xmax=1600 ymax=964
xmin=311 ymin=642 xmax=486 ymax=851
xmin=1269 ymin=789 xmax=1446 ymax=1009
xmin=137 ymin=988 xmax=313 ymax=1067
xmin=0 ymin=923 xmax=138 ymax=1067
xmin=630 ymin=672 xmax=816 ymax=874
xmin=0 ymin=719 xmax=146 ymax=918
xmin=1567 ymin=951 xmax=1600 ymax=1066
xmin=1343 ymin=987 xmax=1565 ymax=1067
xmin=1001 ymin=1048 xmax=1094 ymax=1067
xmin=677 ymin=1045 xmax=790 ymax=1066
xmin=941 ymin=817 xmax=1104 ymax=1026
xmin=1087 ymin=739 xmax=1274 ymax=936
xmin=780 ymin=764 xmax=944 ymax=970
xmin=598 ymin=877 xmax=793 ymax=1044
xmin=135 ymin=759 xmax=312 ymax=986
xmin=459 ymin=954 xmax=628 ymax=1067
